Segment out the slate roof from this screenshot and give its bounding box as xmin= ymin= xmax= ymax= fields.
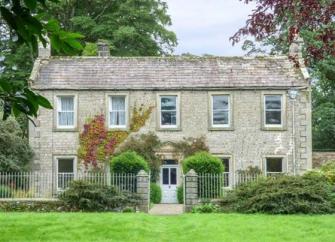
xmin=30 ymin=56 xmax=309 ymax=90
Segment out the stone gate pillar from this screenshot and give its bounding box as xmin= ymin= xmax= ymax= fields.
xmin=136 ymin=170 xmax=150 ymax=213
xmin=184 ymin=169 xmax=198 ymax=212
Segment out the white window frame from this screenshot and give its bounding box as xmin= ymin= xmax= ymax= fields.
xmin=264 ymin=94 xmax=283 ymax=128
xmin=263 ymin=155 xmax=287 ymax=176
xmin=108 ymin=95 xmax=128 ymax=129
xmin=54 ymin=155 xmax=77 ymax=191
xmin=214 ymin=154 xmax=234 ymax=188
xmin=211 ymin=94 xmax=231 ymax=128
xmin=158 ymin=94 xmax=180 ymax=129
xmin=56 ymin=95 xmax=77 ymax=129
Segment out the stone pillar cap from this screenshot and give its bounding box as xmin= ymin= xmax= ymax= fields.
xmin=186 ymin=169 xmax=197 ymax=175
xmin=137 ymin=170 xmax=148 ymax=176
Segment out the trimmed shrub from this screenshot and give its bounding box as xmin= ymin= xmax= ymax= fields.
xmin=110 ymin=151 xmax=149 ymax=174
xmin=182 ymin=152 xmax=224 ymax=174
xmin=117 ymin=133 xmax=161 ymax=182
xmin=192 ymin=203 xmax=219 ymax=213
xmin=0 ymin=185 xmax=12 ymax=198
xmin=59 ymin=180 xmax=139 ymax=211
xmin=177 ymin=186 xmax=183 ymax=204
xmin=218 ymin=175 xmax=335 ymax=214
xmin=150 ymin=183 xmax=162 ymax=204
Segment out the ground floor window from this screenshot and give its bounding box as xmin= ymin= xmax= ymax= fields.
xmin=265 ymin=157 xmax=283 ymax=176
xmin=56 ymin=157 xmax=75 ymax=190
xmin=220 ymin=157 xmax=231 ymax=187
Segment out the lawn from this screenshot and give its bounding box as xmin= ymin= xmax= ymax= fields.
xmin=1 ymin=213 xmax=334 ymax=242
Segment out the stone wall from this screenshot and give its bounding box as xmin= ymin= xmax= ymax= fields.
xmin=29 ymin=89 xmax=312 ymax=174
xmin=312 ymin=152 xmax=335 ymax=168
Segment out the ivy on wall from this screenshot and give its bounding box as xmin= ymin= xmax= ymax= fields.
xmin=78 ymin=105 xmax=153 ymax=169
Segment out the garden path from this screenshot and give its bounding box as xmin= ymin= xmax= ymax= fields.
xmin=149 ymin=204 xmax=184 ymax=215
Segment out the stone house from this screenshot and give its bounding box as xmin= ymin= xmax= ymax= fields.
xmin=29 ymin=41 xmax=312 ymax=203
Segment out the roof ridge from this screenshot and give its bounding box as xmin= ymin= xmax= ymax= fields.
xmin=41 ymin=55 xmax=289 ymax=61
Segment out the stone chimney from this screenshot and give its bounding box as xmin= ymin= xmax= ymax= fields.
xmin=38 ymin=38 xmax=51 ymax=58
xmin=289 ymin=34 xmax=304 ymax=59
xmin=97 ymin=41 xmax=110 ymax=57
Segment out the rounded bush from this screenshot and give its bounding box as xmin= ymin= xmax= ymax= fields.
xmin=320 ymin=160 xmax=335 ymax=184
xmin=177 ymin=186 xmax=183 ymax=204
xmin=110 ymin=151 xmax=149 ymax=174
xmin=182 ymin=152 xmax=224 ymax=174
xmin=219 ymin=175 xmax=335 ymax=214
xmin=150 ymin=183 xmax=162 ymax=204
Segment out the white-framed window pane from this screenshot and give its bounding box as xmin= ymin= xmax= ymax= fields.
xmin=212 ymin=95 xmax=229 ymax=126
xmin=110 ymin=96 xmax=126 ymax=126
xmin=265 ymin=96 xmax=281 ymax=110
xmin=58 ymin=111 xmax=74 ymax=126
xmin=58 ymin=158 xmax=74 ymax=173
xmin=161 ymin=111 xmax=177 ymax=125
xmin=161 ymin=96 xmax=176 ymax=111
xmin=213 ymin=110 xmax=229 ymax=125
xmin=265 ymin=95 xmax=282 ymax=125
xmin=266 ymin=158 xmax=283 ymax=173
xmin=60 ymin=96 xmax=74 ymax=111
xmin=110 ymin=111 xmax=126 ymax=126
xmin=265 ymin=110 xmax=281 ymax=125
xmin=57 ymin=158 xmax=74 ymax=190
xmin=213 ymin=95 xmax=229 ymax=110
xmin=111 ymin=96 xmax=125 ymax=111
xmin=58 ymin=96 xmax=74 ymax=127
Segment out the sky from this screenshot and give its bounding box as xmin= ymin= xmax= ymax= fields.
xmin=166 ymin=0 xmax=256 ymax=56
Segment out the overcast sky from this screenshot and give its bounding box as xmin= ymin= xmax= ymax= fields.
xmin=166 ymin=0 xmax=255 ymax=56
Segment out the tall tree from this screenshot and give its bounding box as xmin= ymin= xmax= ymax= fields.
xmin=233 ymin=0 xmax=335 ymax=150
xmin=48 ymin=0 xmax=177 ymax=56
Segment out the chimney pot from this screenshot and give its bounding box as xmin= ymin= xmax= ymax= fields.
xmin=38 ymin=37 xmax=51 ymax=58
xmin=97 ymin=42 xmax=110 ymax=57
xmin=289 ymin=34 xmax=304 ymax=58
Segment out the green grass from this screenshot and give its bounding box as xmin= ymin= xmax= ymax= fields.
xmin=1 ymin=213 xmax=334 ymax=242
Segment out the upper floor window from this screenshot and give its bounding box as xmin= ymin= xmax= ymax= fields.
xmin=57 ymin=96 xmax=75 ymax=128
xmin=109 ymin=96 xmax=127 ymax=128
xmin=211 ymin=95 xmax=230 ymax=127
xmin=159 ymin=95 xmax=179 ymax=128
xmin=264 ymin=95 xmax=282 ymax=127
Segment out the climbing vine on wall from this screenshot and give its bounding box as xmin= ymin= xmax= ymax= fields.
xmin=78 ymin=105 xmax=153 ymax=169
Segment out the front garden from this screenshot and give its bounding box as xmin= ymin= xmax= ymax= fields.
xmin=1 ymin=213 xmax=335 ymax=242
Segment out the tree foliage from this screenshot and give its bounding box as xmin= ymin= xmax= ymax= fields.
xmin=0 ymin=117 xmax=33 ymax=172
xmin=232 ymin=0 xmax=335 ymax=62
xmin=235 ymin=0 xmax=335 ymax=151
xmin=0 ymin=0 xmax=83 ymax=120
xmin=47 ymin=0 xmax=177 ymax=56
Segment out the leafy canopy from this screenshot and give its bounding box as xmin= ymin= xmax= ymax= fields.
xmin=0 ymin=0 xmax=83 ymax=120
xmin=47 ymin=0 xmax=177 ymax=56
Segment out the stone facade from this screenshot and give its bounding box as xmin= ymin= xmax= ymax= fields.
xmin=29 ymin=87 xmax=312 ymax=175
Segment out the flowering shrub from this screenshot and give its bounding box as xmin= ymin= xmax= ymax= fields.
xmin=78 ymin=106 xmax=152 ymax=169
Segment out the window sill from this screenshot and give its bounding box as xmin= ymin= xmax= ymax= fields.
xmin=157 ymin=127 xmax=181 ymax=132
xmin=261 ymin=126 xmax=287 ymax=131
xmin=53 ymin=128 xmax=78 ymax=132
xmin=209 ymin=126 xmax=234 ymax=131
xmin=108 ymin=127 xmax=129 ymax=132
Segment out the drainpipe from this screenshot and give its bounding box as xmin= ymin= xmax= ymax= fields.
xmin=288 ymin=88 xmax=299 ymax=175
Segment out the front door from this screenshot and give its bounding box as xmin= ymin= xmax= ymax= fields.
xmin=160 ymin=165 xmax=178 ymax=203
